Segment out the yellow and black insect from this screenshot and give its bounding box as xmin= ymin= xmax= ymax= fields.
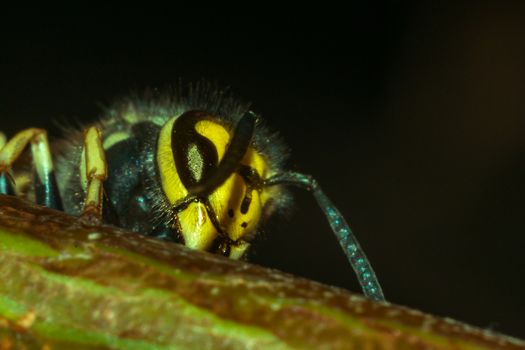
xmin=0 ymin=84 xmax=385 ymax=301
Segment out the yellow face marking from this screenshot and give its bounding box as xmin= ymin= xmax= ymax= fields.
xmin=193 ymin=120 xmax=270 ymax=243
xmin=241 ymin=148 xmax=266 ymax=178
xmin=241 ymin=147 xmax=270 ymax=208
xmin=178 ymin=201 xmax=220 ymax=250
xmin=208 ymin=171 xmax=263 ymax=241
xmin=194 ymin=120 xmax=229 ymax=161
xmin=157 ymin=116 xmax=188 ymax=205
xmin=247 ymin=152 xmax=273 ymax=209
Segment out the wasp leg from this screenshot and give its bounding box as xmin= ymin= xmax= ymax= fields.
xmin=80 ymin=126 xmax=108 ymax=223
xmin=0 ymin=132 xmax=15 ymax=196
xmin=0 ymin=129 xmax=63 ymax=209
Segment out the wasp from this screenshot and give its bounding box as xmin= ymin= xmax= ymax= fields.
xmin=0 ymin=84 xmax=385 ymax=301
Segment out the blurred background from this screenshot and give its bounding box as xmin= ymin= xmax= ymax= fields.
xmin=2 ymin=2 xmax=525 ymax=338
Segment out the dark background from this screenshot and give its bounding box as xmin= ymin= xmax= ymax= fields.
xmin=2 ymin=3 xmax=525 ymax=338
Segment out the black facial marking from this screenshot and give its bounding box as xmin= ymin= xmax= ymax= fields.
xmin=236 ymin=164 xmax=262 ymax=215
xmin=202 ymin=198 xmax=226 ymax=236
xmin=241 ymin=222 xmax=248 ymax=228
xmin=240 ymin=191 xmax=252 ymax=214
xmin=228 ymin=208 xmax=234 ymax=218
xmin=186 ymin=111 xmax=256 ymax=198
xmin=237 ymin=164 xmax=263 ymax=190
xmin=171 ymin=111 xmax=219 ymax=189
xmin=172 ymin=196 xmax=199 ymax=214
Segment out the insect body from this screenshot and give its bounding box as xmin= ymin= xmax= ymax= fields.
xmin=0 ymin=85 xmax=385 ymax=301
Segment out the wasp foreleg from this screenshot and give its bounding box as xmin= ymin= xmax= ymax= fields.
xmin=0 ymin=129 xmax=63 ymax=209
xmin=80 ymin=126 xmax=108 ymax=222
xmin=0 ymin=132 xmax=15 ymax=196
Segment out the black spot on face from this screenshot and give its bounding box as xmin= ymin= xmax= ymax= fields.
xmin=241 ymin=222 xmax=248 ymax=228
xmin=228 ymin=209 xmax=234 ymax=218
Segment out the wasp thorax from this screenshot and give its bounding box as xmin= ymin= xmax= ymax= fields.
xmin=156 ymin=110 xmax=269 ymax=259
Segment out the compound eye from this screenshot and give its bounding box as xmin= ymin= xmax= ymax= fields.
xmin=156 ymin=110 xmax=232 ymax=206
xmin=171 ymin=111 xmax=219 ymax=189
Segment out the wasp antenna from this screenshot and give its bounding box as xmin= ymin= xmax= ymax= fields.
xmin=265 ymin=172 xmax=385 ymax=302
xmin=188 ymin=111 xmax=256 ymax=197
